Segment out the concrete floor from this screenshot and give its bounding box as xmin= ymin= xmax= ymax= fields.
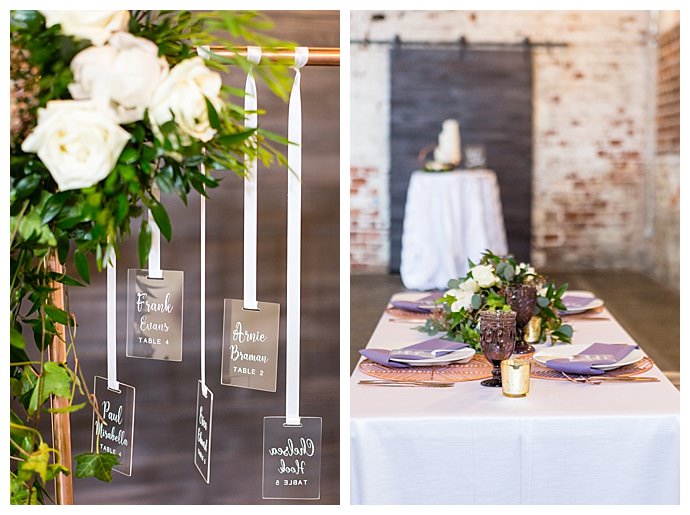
xmin=350 ymin=271 xmax=680 ymax=382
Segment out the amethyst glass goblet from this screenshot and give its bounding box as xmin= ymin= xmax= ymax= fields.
xmin=479 ymin=310 xmax=517 ymax=387
xmin=505 ymin=285 xmax=537 ymax=355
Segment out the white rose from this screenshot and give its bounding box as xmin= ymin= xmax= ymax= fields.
xmin=459 ymin=278 xmax=479 ymax=294
xmin=445 ymin=288 xmax=459 ymax=298
xmin=451 ymin=290 xmax=474 ymax=313
xmin=69 ymin=32 xmax=169 ymax=124
xmin=148 ymin=57 xmax=223 ymax=146
xmin=517 ymin=262 xmax=536 ymax=276
xmin=41 ymin=11 xmax=130 ymax=46
xmin=21 ymin=101 xmax=130 ymax=191
xmin=470 ymin=264 xmax=499 ymax=288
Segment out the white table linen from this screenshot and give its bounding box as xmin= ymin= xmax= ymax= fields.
xmin=350 ymin=292 xmax=680 ymax=505
xmin=400 ymin=170 xmax=507 ymax=290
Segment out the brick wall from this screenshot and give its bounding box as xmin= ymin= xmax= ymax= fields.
xmin=649 ymin=13 xmax=680 ymax=289
xmin=350 ymin=10 xmax=669 ymax=275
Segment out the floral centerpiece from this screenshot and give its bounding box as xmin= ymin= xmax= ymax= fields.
xmin=421 ymin=250 xmax=573 ymax=352
xmin=10 ymin=10 xmax=295 ymax=504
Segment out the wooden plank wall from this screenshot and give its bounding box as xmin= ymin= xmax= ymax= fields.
xmin=389 ymin=47 xmax=533 ymax=271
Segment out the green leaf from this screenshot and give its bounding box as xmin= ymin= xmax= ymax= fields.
xmin=496 ymin=262 xmax=506 ymax=276
xmin=44 ymin=305 xmax=70 ymax=325
xmin=114 ymin=193 xmax=129 ymax=224
xmin=138 ymin=219 xmax=152 ymax=268
xmin=205 ymin=98 xmax=221 ymax=130
xmin=502 ymin=263 xmax=514 ymax=281
xmin=41 ymin=193 xmax=67 ymax=224
xmin=74 ymin=452 xmax=120 ymax=482
xmin=49 ymin=272 xmax=84 ymax=287
xmin=149 ymin=199 xmax=172 ymax=241
xmin=46 ymin=463 xmax=70 ymax=481
xmin=540 ymin=307 xmax=556 ymax=320
xmin=46 ymin=402 xmax=86 ymax=414
xmin=57 ymin=235 xmax=70 ymax=263
xmin=447 ymin=278 xmax=460 ymax=289
xmin=486 ymin=291 xmax=506 ymax=309
xmin=536 ymin=296 xmax=550 ymax=308
xmin=258 ymin=128 xmax=290 ymax=145
xmin=20 ymin=443 xmax=51 ymax=483
xmin=18 ymin=211 xmax=42 ymax=241
xmin=471 ymin=294 xmax=482 ymax=310
xmin=10 ymin=326 xmax=26 ymax=350
xmin=555 ymin=282 xmax=569 ymax=298
xmin=215 ymin=128 xmax=255 ymax=146
xmin=74 ymin=249 xmax=90 ymax=283
xmin=14 ymin=174 xmax=42 ymax=199
xmin=555 ymin=324 xmax=573 ymax=338
xmin=29 ymin=362 xmax=73 ymax=413
xmin=41 ymin=362 xmax=72 ymax=398
xmin=119 ymin=146 xmax=139 ymax=165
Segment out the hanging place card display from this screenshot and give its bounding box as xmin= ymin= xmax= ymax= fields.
xmin=194 ymin=380 xmax=213 ymax=483
xmin=92 ymin=248 xmax=137 ymax=476
xmin=192 ymin=94 xmax=215 ymax=482
xmin=126 ymin=184 xmax=184 ymax=361
xmin=221 ymin=300 xmax=280 ymax=391
xmin=221 ymin=46 xmax=281 ymax=393
xmin=92 ymin=376 xmax=136 ymax=477
xmin=126 ymin=269 xmax=184 ymax=361
xmin=262 ymin=417 xmax=322 ymax=500
xmin=262 ymin=48 xmax=323 ymax=501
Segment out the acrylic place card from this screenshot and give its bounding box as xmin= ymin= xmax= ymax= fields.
xmin=262 ymin=416 xmax=322 ymax=500
xmin=194 ymin=381 xmax=213 ymax=483
xmin=91 ymin=376 xmax=136 ymax=476
xmin=221 ymin=300 xmax=280 ymax=392
xmin=126 ymin=269 xmax=183 ymax=361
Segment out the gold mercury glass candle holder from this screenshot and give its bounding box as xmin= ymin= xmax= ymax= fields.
xmin=501 ymin=358 xmax=531 ymax=397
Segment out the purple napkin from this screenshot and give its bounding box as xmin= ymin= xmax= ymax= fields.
xmin=390 ymin=300 xmax=432 ymax=313
xmin=560 ymin=295 xmax=595 ymax=312
xmin=359 ymin=338 xmax=469 ymax=368
xmin=546 ymin=343 xmax=638 ymax=376
xmin=390 ymin=292 xmax=443 ymax=313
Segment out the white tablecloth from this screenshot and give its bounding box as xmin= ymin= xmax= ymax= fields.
xmin=350 ymin=292 xmax=680 ymax=505
xmin=400 ymin=170 xmax=507 ymax=290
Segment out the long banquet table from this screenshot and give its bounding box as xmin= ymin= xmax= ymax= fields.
xmin=350 ymin=292 xmax=680 ymax=505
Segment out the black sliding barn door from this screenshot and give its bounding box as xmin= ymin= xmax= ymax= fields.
xmin=389 ymin=47 xmax=533 ymax=272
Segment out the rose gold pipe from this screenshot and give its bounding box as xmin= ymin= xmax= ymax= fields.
xmin=205 ymin=46 xmax=340 ymax=66
xmin=48 ymin=253 xmax=74 ymax=505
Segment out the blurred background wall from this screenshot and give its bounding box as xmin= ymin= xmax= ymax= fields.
xmin=350 ymin=10 xmax=679 ymax=290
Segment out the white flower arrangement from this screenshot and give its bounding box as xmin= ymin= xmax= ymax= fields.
xmin=422 ymin=250 xmax=574 ymax=351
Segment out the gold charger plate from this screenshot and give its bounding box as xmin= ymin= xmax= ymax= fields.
xmin=359 ymin=355 xmax=655 ymax=383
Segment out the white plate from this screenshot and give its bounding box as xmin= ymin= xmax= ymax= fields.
xmin=390 ymin=347 xmax=475 ymax=366
xmin=560 ymin=290 xmax=604 ymax=315
xmin=533 ymin=343 xmax=645 ymax=371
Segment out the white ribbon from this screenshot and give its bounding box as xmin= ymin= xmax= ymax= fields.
xmin=199 ymin=160 xmax=208 ymax=398
xmin=285 ymin=47 xmax=308 ymax=426
xmin=244 ymin=46 xmax=261 ymax=311
xmin=106 ymin=247 xmax=119 ymax=391
xmin=147 ymin=183 xmax=162 ymax=279
xmin=197 ymin=46 xmax=210 ymax=398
